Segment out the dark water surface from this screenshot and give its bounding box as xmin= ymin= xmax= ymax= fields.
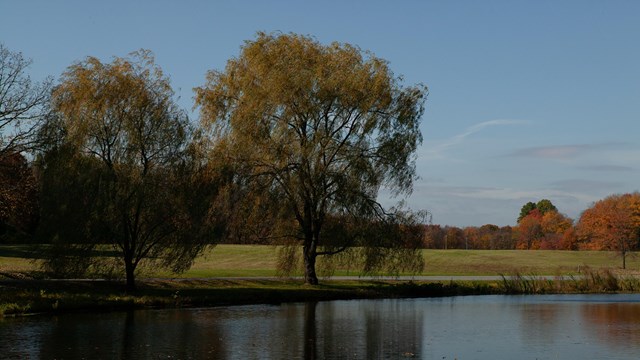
xmin=2 ymin=294 xmax=640 ymax=359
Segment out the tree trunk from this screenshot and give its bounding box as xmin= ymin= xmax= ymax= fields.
xmin=125 ymin=259 xmax=137 ymax=291
xmin=303 ymin=241 xmax=318 ymax=285
xmin=304 ymin=302 xmax=317 ymax=359
xmin=621 ymin=239 xmax=627 ymax=270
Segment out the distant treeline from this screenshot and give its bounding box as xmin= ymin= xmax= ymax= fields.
xmin=422 ymin=195 xmax=640 ymax=270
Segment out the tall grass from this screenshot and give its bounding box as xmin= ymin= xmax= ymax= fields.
xmin=499 ymin=267 xmax=640 ymax=294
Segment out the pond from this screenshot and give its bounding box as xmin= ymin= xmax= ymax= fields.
xmin=2 ymin=294 xmax=640 ymax=359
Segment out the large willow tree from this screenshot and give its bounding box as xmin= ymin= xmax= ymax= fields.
xmin=42 ymin=51 xmax=214 ymax=290
xmin=196 ymin=33 xmax=427 ymax=284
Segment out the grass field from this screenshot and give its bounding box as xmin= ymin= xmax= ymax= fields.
xmin=420 ymin=249 xmax=639 ymax=276
xmin=1 ymin=244 xmax=639 ymax=279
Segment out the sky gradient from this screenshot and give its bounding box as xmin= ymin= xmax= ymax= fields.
xmin=2 ymin=0 xmax=639 ymax=226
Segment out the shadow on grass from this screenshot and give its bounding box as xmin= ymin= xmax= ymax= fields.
xmin=0 ymin=244 xmax=45 ymax=259
xmin=0 ymin=244 xmax=120 ymax=259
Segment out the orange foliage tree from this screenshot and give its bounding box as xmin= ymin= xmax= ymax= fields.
xmin=576 ymin=193 xmax=640 ymax=268
xmin=540 ymin=211 xmax=574 ymax=250
xmin=516 ymin=209 xmax=544 ymax=249
xmin=516 ymin=208 xmax=573 ymax=250
xmin=463 ymin=224 xmax=515 ymax=250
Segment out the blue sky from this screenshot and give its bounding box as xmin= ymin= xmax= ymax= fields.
xmin=2 ymin=1 xmax=639 ymax=226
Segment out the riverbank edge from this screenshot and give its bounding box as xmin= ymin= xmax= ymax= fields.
xmin=0 ymin=278 xmax=498 ymax=317
xmin=2 ymin=269 xmax=640 ymax=317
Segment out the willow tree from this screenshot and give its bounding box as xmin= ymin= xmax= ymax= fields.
xmin=44 ymin=51 xmax=214 ymax=290
xmin=196 ymin=33 xmax=427 ymax=284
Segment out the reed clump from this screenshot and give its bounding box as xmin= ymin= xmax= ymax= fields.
xmin=499 ymin=267 xmax=640 ymax=294
xmin=499 ymin=273 xmax=553 ymax=294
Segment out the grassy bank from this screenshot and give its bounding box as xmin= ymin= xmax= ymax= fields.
xmin=2 ymin=245 xmax=640 ymax=317
xmin=3 ymin=268 xmax=640 ymax=317
xmin=0 ymin=278 xmax=496 ymax=317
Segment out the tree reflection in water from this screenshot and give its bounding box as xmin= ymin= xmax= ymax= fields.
xmin=307 ymin=299 xmax=423 ymax=358
xmin=2 ymin=296 xmax=640 ymax=359
xmin=582 ymin=302 xmax=640 ymax=348
xmin=304 ymin=301 xmax=317 ymax=360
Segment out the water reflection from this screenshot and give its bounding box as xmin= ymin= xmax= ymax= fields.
xmin=1 ymin=295 xmax=640 ymax=359
xmin=582 ymin=302 xmax=640 ymax=348
xmin=9 ymin=309 xmax=229 ymax=359
xmin=304 ymin=302 xmax=317 ymax=359
xmin=312 ymin=299 xmax=422 ymax=358
xmin=518 ymin=301 xmax=562 ymax=348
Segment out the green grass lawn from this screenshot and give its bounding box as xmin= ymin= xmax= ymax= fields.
xmin=165 ymin=245 xmax=280 ymax=278
xmin=421 ymin=249 xmax=638 ymax=276
xmin=0 ymin=245 xmax=40 ymax=275
xmin=167 ymin=246 xmax=640 ymax=277
xmin=2 ymin=244 xmax=638 ymax=279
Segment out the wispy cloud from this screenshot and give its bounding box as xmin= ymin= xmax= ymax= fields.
xmin=509 ymin=143 xmax=625 ymax=159
xmin=413 ymin=183 xmax=596 ymax=204
xmin=422 ymin=119 xmax=528 ymax=159
xmin=406 ymin=183 xmax=599 ymax=225
xmin=510 ymin=145 xmax=593 ymax=158
xmin=578 ymin=165 xmax=634 ymax=172
xmin=549 ymin=179 xmax=624 ymax=193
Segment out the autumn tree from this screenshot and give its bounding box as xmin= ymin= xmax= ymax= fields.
xmin=424 ymin=225 xmax=445 ymax=248
xmin=463 ymin=226 xmax=479 ymax=249
xmin=539 ymin=211 xmax=573 ymax=250
xmin=516 ymin=207 xmax=573 ymax=250
xmin=516 ymin=209 xmax=543 ymax=249
xmin=576 ymin=193 xmax=640 ymax=269
xmin=518 ymin=202 xmax=537 ymax=223
xmin=540 ymin=210 xmax=572 ymax=235
xmin=463 ymin=225 xmax=513 ymax=250
xmin=517 ymin=199 xmax=557 ymax=223
xmin=479 ymin=224 xmax=500 ymax=249
xmin=0 ymin=152 xmax=38 ymax=242
xmin=494 ymin=226 xmax=517 ymax=249
xmin=471 ymin=224 xmax=503 ymax=250
xmin=559 ymin=227 xmax=579 ymax=250
xmin=40 ymin=51 xmax=215 ymax=290
xmin=195 ymin=33 xmax=427 ymax=284
xmin=444 ymin=226 xmax=465 ymax=249
xmin=536 ymin=199 xmax=558 ymax=214
xmin=0 ymin=44 xmax=52 ymax=156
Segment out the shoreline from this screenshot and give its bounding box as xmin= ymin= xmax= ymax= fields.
xmin=2 ymin=269 xmax=639 ymax=318
xmin=0 ymin=278 xmax=496 ymax=318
